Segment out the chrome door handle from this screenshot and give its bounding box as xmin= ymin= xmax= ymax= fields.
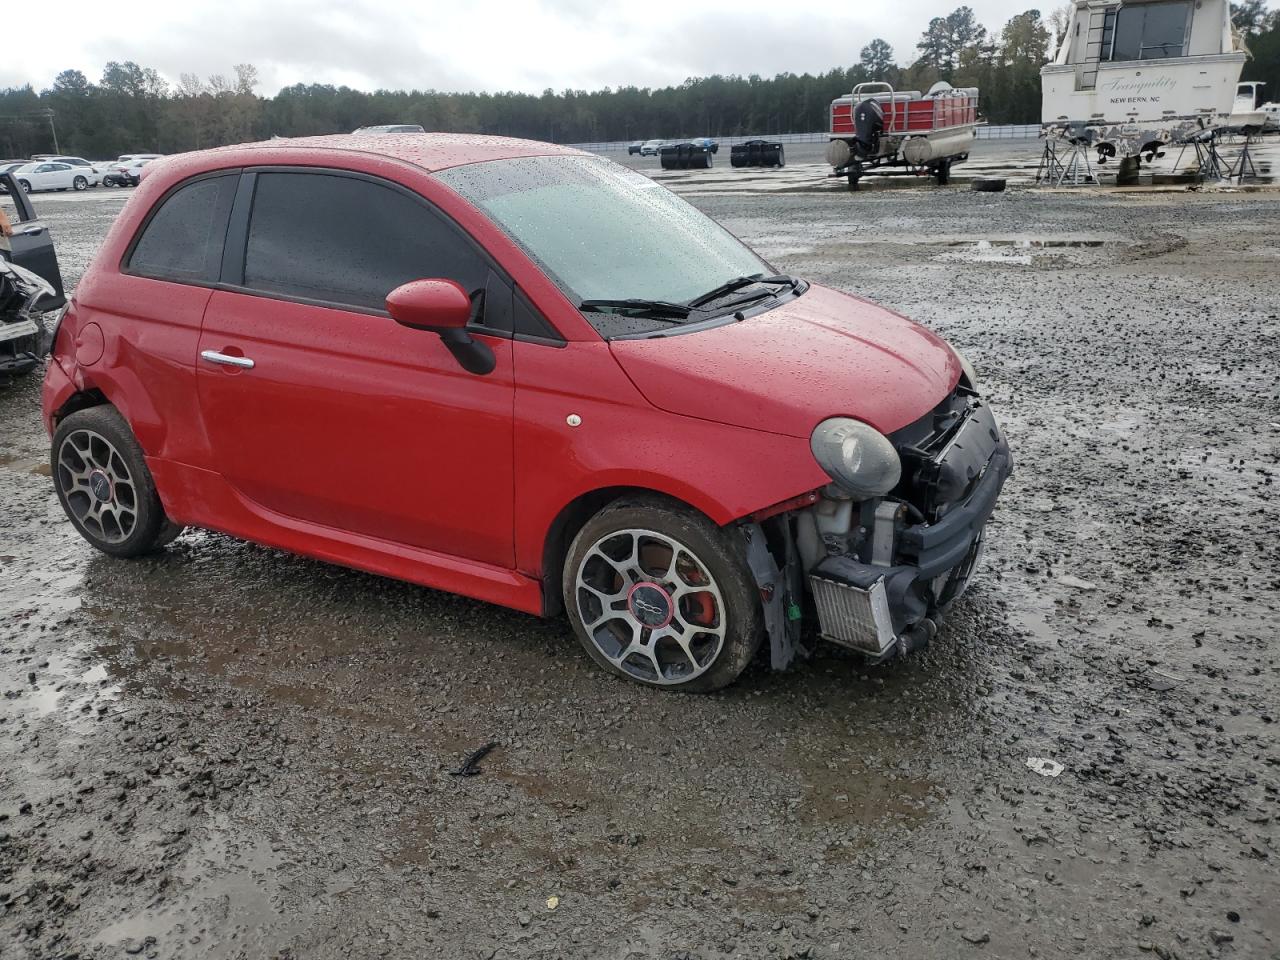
xmin=19 ymin=226 xmax=43 ymax=236
xmin=200 ymin=350 xmax=255 ymax=369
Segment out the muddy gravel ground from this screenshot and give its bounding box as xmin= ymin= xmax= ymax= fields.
xmin=1 ymin=166 xmax=1278 ymax=960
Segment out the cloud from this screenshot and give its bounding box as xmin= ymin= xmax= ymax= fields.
xmin=2 ymin=0 xmax=1215 ymax=95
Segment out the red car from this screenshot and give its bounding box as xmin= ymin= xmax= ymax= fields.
xmin=42 ymin=134 xmax=1010 ymax=691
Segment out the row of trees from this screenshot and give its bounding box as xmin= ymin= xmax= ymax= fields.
xmin=3 ymin=4 xmax=1279 ymax=159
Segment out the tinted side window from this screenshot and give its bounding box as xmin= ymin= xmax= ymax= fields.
xmin=129 ymin=175 xmax=238 ymax=283
xmin=243 ymin=172 xmax=487 ymax=311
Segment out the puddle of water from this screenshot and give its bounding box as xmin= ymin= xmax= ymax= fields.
xmin=94 ymin=814 xmax=300 ymax=958
xmin=933 ymin=235 xmax=1130 ymax=265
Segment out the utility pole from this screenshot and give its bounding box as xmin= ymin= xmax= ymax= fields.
xmin=43 ymin=110 xmax=59 ymax=154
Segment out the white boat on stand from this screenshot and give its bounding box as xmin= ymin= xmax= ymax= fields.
xmin=1041 ymin=0 xmax=1249 ymax=165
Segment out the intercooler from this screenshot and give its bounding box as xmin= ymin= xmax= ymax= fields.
xmin=807 ymin=573 xmax=898 ymax=656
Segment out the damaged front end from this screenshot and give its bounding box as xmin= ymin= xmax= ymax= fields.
xmin=743 ymin=384 xmax=1011 ymax=667
xmin=0 ymin=259 xmax=58 ymax=375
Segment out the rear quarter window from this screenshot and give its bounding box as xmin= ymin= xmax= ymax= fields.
xmin=127 ymin=174 xmax=238 ymax=283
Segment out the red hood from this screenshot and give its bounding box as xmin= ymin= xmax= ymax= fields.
xmin=609 ymin=283 xmax=961 ymax=439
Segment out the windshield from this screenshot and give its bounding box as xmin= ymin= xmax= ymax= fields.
xmin=435 ymin=155 xmax=773 ymax=315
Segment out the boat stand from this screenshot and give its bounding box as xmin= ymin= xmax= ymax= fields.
xmin=1036 ymin=139 xmax=1095 ymax=186
xmin=1225 ymin=138 xmax=1258 ymax=184
xmin=1172 ymin=134 xmax=1226 ymax=182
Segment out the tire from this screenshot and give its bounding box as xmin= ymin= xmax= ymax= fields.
xmin=102 ymin=176 xmax=115 ymax=187
xmin=934 ymin=159 xmax=951 ymax=185
xmin=971 ymin=177 xmax=1006 ymax=193
xmin=73 ymin=176 xmax=87 ymax=191
xmin=563 ymin=496 xmax=763 ymax=692
xmin=51 ymin=406 xmax=183 ymax=558
xmin=18 ymin=180 xmax=31 ymax=194
xmin=775 ymin=146 xmax=785 ymax=168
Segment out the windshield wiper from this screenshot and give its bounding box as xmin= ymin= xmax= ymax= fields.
xmin=579 ymin=298 xmax=691 ymax=319
xmin=685 ymin=274 xmax=795 ymax=309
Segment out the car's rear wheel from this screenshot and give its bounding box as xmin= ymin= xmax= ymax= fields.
xmin=563 ymin=497 xmax=763 ymax=692
xmin=52 ymin=406 xmax=183 ymax=558
xmin=18 ymin=180 xmax=31 ymax=194
xmin=73 ymin=175 xmax=87 ymax=190
xmin=102 ymin=176 xmax=115 ymax=187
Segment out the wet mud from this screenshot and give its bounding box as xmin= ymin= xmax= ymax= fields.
xmin=1 ymin=176 xmax=1277 ymax=959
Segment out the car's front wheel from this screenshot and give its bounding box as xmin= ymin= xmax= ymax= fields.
xmin=52 ymin=406 xmax=183 ymax=558
xmin=73 ymin=175 xmax=87 ymax=190
xmin=563 ymin=497 xmax=763 ymax=691
xmin=18 ymin=180 xmax=31 ymax=194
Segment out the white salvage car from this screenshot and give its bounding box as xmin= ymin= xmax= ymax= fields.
xmin=46 ymin=156 xmax=107 ymax=186
xmin=8 ymin=161 xmax=91 ymax=193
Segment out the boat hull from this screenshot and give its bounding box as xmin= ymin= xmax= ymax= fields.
xmin=1042 ymin=52 xmax=1246 ymax=152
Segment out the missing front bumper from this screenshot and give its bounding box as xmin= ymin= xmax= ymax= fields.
xmin=805 ymin=435 xmax=1010 ymax=658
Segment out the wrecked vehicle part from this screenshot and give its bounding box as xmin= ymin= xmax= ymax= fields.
xmin=0 ymin=259 xmax=58 ymax=374
xmin=750 ymin=387 xmax=1010 ymax=664
xmin=742 ymin=521 xmax=806 ymax=671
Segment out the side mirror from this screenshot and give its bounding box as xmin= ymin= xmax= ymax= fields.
xmin=387 ymin=278 xmax=471 ymax=331
xmin=385 ymin=279 xmax=495 ymax=376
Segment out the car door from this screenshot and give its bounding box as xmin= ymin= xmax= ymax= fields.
xmin=2 ymin=171 xmax=65 ymax=308
xmin=31 ymin=164 xmax=57 ymax=190
xmin=49 ymin=163 xmax=74 ymax=188
xmin=196 ymin=168 xmax=516 ymax=567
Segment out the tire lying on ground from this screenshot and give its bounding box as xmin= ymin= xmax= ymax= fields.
xmin=660 ymin=142 xmax=714 ymax=170
xmin=730 ymin=139 xmax=785 ymax=168
xmin=971 ymin=177 xmax=1007 ymax=192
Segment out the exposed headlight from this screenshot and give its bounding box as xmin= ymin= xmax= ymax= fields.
xmin=954 ymin=349 xmax=979 ymax=392
xmin=810 ymin=418 xmax=901 ymax=500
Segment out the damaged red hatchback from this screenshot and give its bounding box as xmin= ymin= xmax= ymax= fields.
xmin=42 ymin=134 xmax=1010 ymax=691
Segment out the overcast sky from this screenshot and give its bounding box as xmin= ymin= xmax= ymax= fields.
xmin=0 ymin=0 xmax=1108 ymax=96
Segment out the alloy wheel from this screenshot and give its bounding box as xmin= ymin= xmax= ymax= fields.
xmin=574 ymin=528 xmax=726 ymax=685
xmin=56 ymin=428 xmax=139 ymax=544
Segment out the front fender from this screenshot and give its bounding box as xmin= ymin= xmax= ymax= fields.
xmin=512 ymin=340 xmax=828 ymax=575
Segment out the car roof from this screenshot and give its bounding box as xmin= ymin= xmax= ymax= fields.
xmin=199 ymin=132 xmax=587 ymax=174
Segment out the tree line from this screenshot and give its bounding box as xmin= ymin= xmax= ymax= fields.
xmin=2 ymin=3 xmax=1279 ymax=159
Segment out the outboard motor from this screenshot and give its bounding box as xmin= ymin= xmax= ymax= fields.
xmin=853 ymin=98 xmax=884 ymax=158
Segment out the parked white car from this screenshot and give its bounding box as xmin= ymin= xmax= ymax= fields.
xmin=8 ymin=161 xmax=92 ymax=193
xmin=43 ymin=156 xmax=107 ymax=186
xmin=639 ymin=139 xmax=665 ymax=156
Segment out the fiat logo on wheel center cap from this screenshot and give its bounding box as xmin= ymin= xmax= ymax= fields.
xmin=88 ymin=469 xmax=113 ymax=503
xmin=627 ymin=582 xmax=673 ymax=629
